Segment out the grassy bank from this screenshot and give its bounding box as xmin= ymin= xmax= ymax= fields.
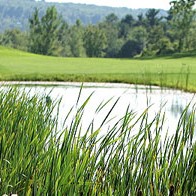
xmin=0 ymin=88 xmax=195 ymax=195
xmin=0 ymin=46 xmax=196 ymax=92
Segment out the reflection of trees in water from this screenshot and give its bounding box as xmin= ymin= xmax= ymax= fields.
xmin=170 ymin=100 xmax=196 ymax=137
xmin=170 ymin=100 xmax=185 ymax=118
xmin=170 ymin=100 xmax=195 ymax=119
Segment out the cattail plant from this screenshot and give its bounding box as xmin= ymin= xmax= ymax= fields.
xmin=0 ymin=87 xmax=195 ymax=195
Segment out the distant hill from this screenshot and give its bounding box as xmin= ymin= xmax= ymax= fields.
xmin=0 ymin=0 xmax=168 ymax=32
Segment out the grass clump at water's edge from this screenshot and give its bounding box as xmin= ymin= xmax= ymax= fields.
xmin=0 ymin=46 xmax=196 ymax=92
xmin=0 ymin=87 xmax=195 ymax=195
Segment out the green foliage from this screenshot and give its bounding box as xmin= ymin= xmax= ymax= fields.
xmin=144 ymin=25 xmax=172 ymax=56
xmin=0 ymin=88 xmax=57 ymax=195
xmin=142 ymin=9 xmax=175 ymax=56
xmin=105 ymin=13 xmax=119 ymax=24
xmin=145 ymin=9 xmax=162 ymax=28
xmin=0 ymin=29 xmax=28 ymax=51
xmin=28 ymin=8 xmax=42 ymax=54
xmin=1 ymin=1 xmax=196 ymax=58
xmin=123 ymin=26 xmax=147 ymax=57
xmin=68 ymin=20 xmax=86 ymax=57
xmin=0 ymin=0 xmax=157 ymax=32
xmin=120 ymin=40 xmax=143 ymax=57
xmin=186 ymin=21 xmax=196 ymax=50
xmin=56 ymin=21 xmax=72 ymax=57
xmin=83 ymin=25 xmax=107 ymax=57
xmin=169 ymin=0 xmax=196 ymax=51
xmin=29 ymin=6 xmax=65 ymax=56
xmin=0 ymin=88 xmax=195 ymax=194
xmin=99 ymin=14 xmax=122 ymax=58
xmin=119 ymin=14 xmax=135 ymax=39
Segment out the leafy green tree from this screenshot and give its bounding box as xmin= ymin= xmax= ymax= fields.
xmin=0 ymin=29 xmax=28 ymax=50
xmin=83 ymin=25 xmax=107 ymax=57
xmin=119 ymin=40 xmax=143 ymax=58
xmin=41 ymin=6 xmax=63 ymax=55
xmin=29 ymin=6 xmax=65 ymax=56
xmin=143 ymin=25 xmax=173 ymax=56
xmin=129 ymin=26 xmax=148 ymax=52
xmin=145 ymin=9 xmax=162 ymax=28
xmin=105 ymin=13 xmax=119 ymax=25
xmin=142 ymin=9 xmax=173 ymax=56
xmin=135 ymin=14 xmax=145 ymax=27
xmin=28 ymin=8 xmax=42 ymax=54
xmin=169 ymin=0 xmax=196 ymax=51
xmin=69 ymin=20 xmax=85 ymax=57
xmin=185 ymin=21 xmax=196 ymax=50
xmin=121 ymin=14 xmax=135 ymax=27
xmin=119 ymin=14 xmax=135 ymax=39
xmin=56 ymin=20 xmax=72 ymax=57
xmin=118 ymin=26 xmax=147 ymax=58
xmin=100 ymin=13 xmax=122 ymax=58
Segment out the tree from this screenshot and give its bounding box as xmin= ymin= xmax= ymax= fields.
xmin=129 ymin=26 xmax=148 ymax=53
xmin=105 ymin=13 xmax=119 ymax=25
xmin=0 ymin=29 xmax=28 ymax=50
xmin=29 ymin=6 xmax=65 ymax=56
xmin=135 ymin=14 xmax=145 ymax=27
xmin=69 ymin=20 xmax=85 ymax=57
xmin=169 ymin=0 xmax=196 ymax=51
xmin=54 ymin=20 xmax=73 ymax=57
xmin=143 ymin=25 xmax=173 ymax=56
xmin=99 ymin=13 xmax=122 ymax=58
xmin=119 ymin=40 xmax=143 ymax=58
xmin=142 ymin=9 xmax=172 ymax=56
xmin=28 ymin=8 xmax=42 ymax=54
xmin=119 ymin=14 xmax=135 ymax=39
xmin=40 ymin=6 xmax=62 ymax=55
xmin=121 ymin=14 xmax=135 ymax=27
xmin=145 ymin=9 xmax=162 ymax=28
xmin=83 ymin=25 xmax=107 ymax=57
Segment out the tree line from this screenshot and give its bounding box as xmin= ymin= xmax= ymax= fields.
xmin=0 ymin=0 xmax=195 ymax=58
xmin=0 ymin=0 xmax=156 ymax=32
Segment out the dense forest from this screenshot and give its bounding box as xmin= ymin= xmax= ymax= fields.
xmin=0 ymin=0 xmax=196 ymax=58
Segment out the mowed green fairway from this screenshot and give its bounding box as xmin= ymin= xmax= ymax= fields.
xmin=1 ymin=46 xmax=196 ymax=92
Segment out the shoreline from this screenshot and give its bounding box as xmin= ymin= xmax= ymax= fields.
xmin=0 ymin=81 xmax=168 ymax=90
xmin=1 ymin=81 xmax=195 ymax=95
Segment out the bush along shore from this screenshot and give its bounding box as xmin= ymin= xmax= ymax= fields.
xmin=0 ymin=88 xmax=195 ymax=195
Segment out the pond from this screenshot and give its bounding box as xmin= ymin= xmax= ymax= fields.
xmin=2 ymin=81 xmax=195 ymax=139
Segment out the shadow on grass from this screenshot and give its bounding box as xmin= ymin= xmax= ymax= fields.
xmin=133 ymin=50 xmax=196 ymax=60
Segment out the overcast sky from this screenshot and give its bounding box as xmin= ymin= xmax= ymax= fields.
xmin=45 ymin=0 xmax=172 ymax=10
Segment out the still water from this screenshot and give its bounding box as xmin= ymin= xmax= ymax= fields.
xmin=8 ymin=82 xmax=195 ymax=138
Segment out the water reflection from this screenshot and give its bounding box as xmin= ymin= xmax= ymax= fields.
xmin=170 ymin=100 xmax=185 ymax=118
xmin=1 ymin=82 xmax=195 ymax=138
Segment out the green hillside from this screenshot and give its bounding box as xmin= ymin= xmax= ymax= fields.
xmin=0 ymin=46 xmax=196 ymax=92
xmin=0 ymin=0 xmax=167 ymax=31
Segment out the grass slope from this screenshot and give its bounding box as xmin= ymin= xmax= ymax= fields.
xmin=0 ymin=46 xmax=196 ymax=92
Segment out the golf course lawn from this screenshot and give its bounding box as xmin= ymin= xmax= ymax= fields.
xmin=0 ymin=46 xmax=196 ymax=92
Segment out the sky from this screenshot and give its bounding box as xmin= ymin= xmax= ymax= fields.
xmin=45 ymin=0 xmax=172 ymax=10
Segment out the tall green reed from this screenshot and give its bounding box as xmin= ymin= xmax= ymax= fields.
xmin=0 ymin=87 xmax=195 ymax=195
xmin=176 ymin=63 xmax=191 ymax=91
